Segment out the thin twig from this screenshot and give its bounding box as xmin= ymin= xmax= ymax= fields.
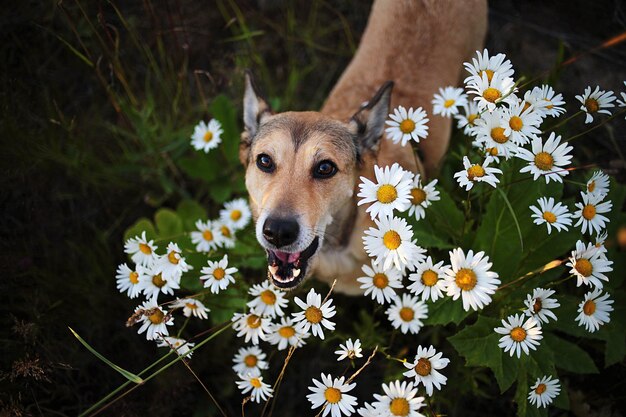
xmin=497 ymin=259 xmax=563 ymax=291
xmin=322 ymin=279 xmax=337 ymax=304
xmin=261 ymin=346 xmax=297 ymax=417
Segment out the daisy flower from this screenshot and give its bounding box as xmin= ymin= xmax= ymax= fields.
xmin=432 ymin=86 xmax=468 ymax=117
xmin=190 ymin=119 xmax=223 ymax=153
xmin=455 ymin=101 xmax=481 ymax=135
xmin=385 ymin=105 xmax=429 ymax=146
xmin=407 ymin=256 xmax=449 ymax=302
xmin=247 ymin=280 xmax=288 ymax=318
xmin=386 ymin=293 xmax=428 ymax=334
xmin=524 ymin=288 xmax=560 ymax=325
xmin=594 ymin=230 xmax=609 ymax=254
xmin=292 ymin=289 xmax=336 ymax=340
xmin=474 ymin=108 xmax=518 ymax=158
xmin=154 ymin=242 xmax=191 ymax=281
xmin=372 ymin=380 xmax=426 ymax=417
xmin=575 ymin=86 xmax=616 ymax=124
xmin=529 ymin=197 xmax=572 ymax=234
xmin=236 ymin=374 xmax=273 ymax=403
xmin=494 ymin=314 xmax=543 ymax=358
xmin=566 ymin=240 xmax=613 ymax=289
xmin=467 ymin=71 xmax=517 ymax=112
xmin=219 ymin=198 xmax=252 ymax=231
xmin=157 ymin=337 xmax=195 ymax=358
xmin=454 ymin=156 xmax=502 ymax=191
xmin=171 ymin=298 xmax=209 ymax=319
xmin=139 ymin=264 xmax=180 ymax=301
xmin=616 ymin=82 xmax=626 ymax=116
xmin=135 ymin=299 xmax=174 ymax=341
xmin=335 ymin=338 xmax=363 ymax=361
xmin=115 ymin=263 xmax=145 ymax=299
xmin=528 ymin=375 xmax=561 ymax=408
xmin=407 ymin=174 xmax=440 ymax=221
xmin=190 ymin=219 xmax=222 ymax=253
xmin=200 ymin=254 xmax=238 ymax=294
xmin=586 ymin=170 xmax=610 ymax=197
xmin=502 ymin=100 xmax=542 ymax=145
xmin=572 ymin=192 xmax=612 ymax=235
xmin=357 ymin=163 xmax=413 ymax=220
xmin=307 ymin=374 xmax=357 ymax=417
xmin=535 ymin=85 xmax=566 ymax=117
xmin=356 ymin=403 xmax=379 ymax=417
xmin=517 ymin=132 xmax=573 ymax=183
xmin=463 ymin=49 xmax=515 ymax=86
xmin=576 ymin=288 xmax=614 ymax=332
xmin=267 ymin=317 xmax=309 ymax=350
xmin=362 ymin=214 xmax=422 ymax=271
xmin=231 ymin=312 xmax=271 ymax=345
xmin=403 ymin=345 xmax=450 ymax=396
xmin=215 ymin=221 xmax=236 ymax=248
xmin=444 ymin=248 xmax=501 ymax=311
xmin=357 ymin=260 xmax=403 ymax=304
xmin=232 ymin=346 xmax=269 ymax=376
xmin=124 ymin=231 xmax=158 ymax=267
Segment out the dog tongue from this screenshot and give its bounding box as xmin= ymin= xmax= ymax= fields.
xmin=275 ymin=251 xmax=301 ymax=264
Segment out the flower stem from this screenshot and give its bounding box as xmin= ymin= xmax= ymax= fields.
xmin=542 ymin=111 xmax=582 ymax=133
xmin=564 ymin=108 xmax=626 ymax=142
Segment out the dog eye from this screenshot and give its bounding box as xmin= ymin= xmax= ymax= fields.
xmin=313 ymin=160 xmax=338 ymax=179
xmin=256 ymin=153 xmax=275 ymax=173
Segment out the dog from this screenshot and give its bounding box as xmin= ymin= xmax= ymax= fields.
xmin=239 ymin=0 xmax=487 ymax=294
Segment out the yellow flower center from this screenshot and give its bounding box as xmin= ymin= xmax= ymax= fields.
xmin=535 ymin=383 xmax=547 ymax=394
xmin=324 ymin=387 xmax=342 ymax=404
xmin=246 ymin=314 xmax=261 ymax=329
xmin=582 ymin=204 xmax=596 ymax=220
xmin=534 ymin=152 xmax=554 ymax=171
xmin=455 ymin=268 xmax=477 ymax=291
xmin=148 ymin=309 xmax=165 ymax=324
xmin=278 ymin=326 xmax=295 ymax=338
xmin=467 ymin=165 xmax=486 ymax=181
xmin=443 ymin=99 xmax=456 ymax=108
xmin=399 ymin=119 xmax=416 ymax=134
xmin=260 ymin=290 xmax=276 ymax=305
xmin=399 ymin=307 xmax=415 ymax=322
xmin=185 ymin=302 xmax=198 ymax=310
xmin=510 ymin=326 xmax=527 ymax=342
xmin=588 ymin=181 xmax=596 ymax=193
xmin=168 ymin=251 xmax=180 ymax=265
xmin=202 ymin=230 xmax=214 ymax=241
xmin=583 ymin=300 xmax=596 ymax=315
xmin=244 ymin=354 xmax=258 ymax=367
xmin=509 ymin=116 xmax=523 ymax=131
xmin=389 ymin=397 xmax=410 ymax=416
xmin=522 ymin=101 xmax=531 ymax=112
xmin=250 ymin=377 xmax=262 ymax=388
xmin=533 ymin=298 xmax=542 ymax=314
xmin=139 ymin=243 xmax=152 ymax=254
xmin=203 ymin=131 xmax=213 ymax=142
xmin=372 ymin=273 xmax=389 ymax=289
xmin=480 ymin=69 xmax=495 ymax=82
xmin=129 ymin=271 xmax=139 ymax=284
xmin=490 ymin=127 xmax=509 ymax=144
xmin=542 ymin=211 xmax=557 ymax=223
xmin=487 ymin=147 xmax=498 ymax=156
xmin=575 ymin=258 xmax=593 ymax=277
xmin=230 ymin=210 xmax=242 ymax=221
xmin=421 ymin=270 xmax=438 ymax=287
xmin=467 ymin=113 xmax=479 ymax=125
xmin=152 ymin=273 xmax=165 ymax=288
xmin=585 ymin=98 xmax=599 ymax=113
xmin=545 ymin=99 xmax=554 ymax=110
xmin=305 ymin=306 xmax=323 ymax=324
xmin=377 ymin=184 xmax=398 ymax=204
xmin=383 ymin=230 xmax=402 ymax=250
xmin=483 ymin=87 xmax=501 ymax=103
xmin=221 ymin=225 xmax=232 ymax=238
xmin=213 ymin=267 xmax=226 ymax=280
xmin=415 ymin=357 xmax=432 ymax=376
xmin=410 ymin=188 xmax=426 ymax=205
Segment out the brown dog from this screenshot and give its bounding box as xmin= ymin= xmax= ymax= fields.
xmin=240 ymin=0 xmax=487 ymax=294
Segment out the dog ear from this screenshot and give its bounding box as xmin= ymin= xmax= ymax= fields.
xmin=241 ymin=70 xmax=272 ymax=166
xmin=349 ymin=81 xmax=394 ymax=154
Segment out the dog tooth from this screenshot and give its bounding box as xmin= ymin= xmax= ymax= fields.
xmin=292 ymin=268 xmax=301 ymax=278
xmin=268 ymin=265 xmax=279 ymax=276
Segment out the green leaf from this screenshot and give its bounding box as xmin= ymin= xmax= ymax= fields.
xmin=178 ymin=152 xmax=219 ymax=181
xmin=208 ymin=285 xmax=248 ymax=324
xmin=69 ymin=327 xmax=143 ymax=383
xmin=154 ymin=208 xmax=183 ymax=239
xmin=425 ymin=297 xmax=470 ymax=325
xmin=543 ymin=333 xmax=598 ymax=374
xmin=176 ymin=199 xmax=207 ymax=230
xmin=123 ymin=218 xmax=157 ymax=243
xmin=210 ymin=95 xmax=240 ymax=165
xmin=495 ymin=187 xmax=523 ymax=252
xmin=422 ymin=187 xmax=465 ymax=244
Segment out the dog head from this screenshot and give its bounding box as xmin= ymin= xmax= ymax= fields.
xmin=240 ymin=71 xmax=393 ymax=290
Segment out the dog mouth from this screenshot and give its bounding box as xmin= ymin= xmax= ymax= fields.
xmin=266 ymin=237 xmax=319 ymax=289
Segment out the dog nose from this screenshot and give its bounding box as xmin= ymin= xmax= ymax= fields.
xmin=263 ymin=217 xmax=300 ymax=248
